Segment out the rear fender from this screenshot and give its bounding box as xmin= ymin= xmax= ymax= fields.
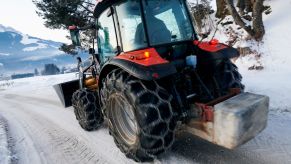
xmin=98 ymin=58 xmax=177 ymax=89
xmin=194 ymin=40 xmax=240 ymax=63
xmin=99 ymin=48 xmax=177 ymax=88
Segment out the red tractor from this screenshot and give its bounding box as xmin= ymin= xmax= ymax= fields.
xmin=54 ymin=0 xmax=269 ymax=162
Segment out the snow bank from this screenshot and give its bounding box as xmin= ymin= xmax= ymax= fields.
xmin=0 ymin=116 xmax=11 ymax=164
xmin=235 ymin=0 xmax=291 ymax=112
xmin=201 ymin=0 xmax=291 ymax=112
xmin=0 ymin=73 xmax=77 ymax=92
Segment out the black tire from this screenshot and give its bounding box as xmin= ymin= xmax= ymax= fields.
xmin=214 ymin=59 xmax=245 ymax=95
xmin=72 ymin=89 xmax=104 ymax=131
xmin=101 ymin=69 xmax=177 ymax=162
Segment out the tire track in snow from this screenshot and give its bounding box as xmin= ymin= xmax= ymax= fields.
xmin=1 ymin=92 xmax=291 ymax=164
xmin=0 ymin=95 xmax=111 ymax=164
xmin=3 ymin=93 xmax=60 ymax=107
xmin=0 ymin=115 xmax=11 ymax=164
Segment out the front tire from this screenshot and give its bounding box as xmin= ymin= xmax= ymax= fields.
xmin=72 ymin=89 xmax=104 ymax=131
xmin=101 ymin=70 xmax=177 ymax=162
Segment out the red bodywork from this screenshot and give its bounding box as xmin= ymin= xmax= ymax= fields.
xmin=194 ymin=40 xmax=227 ymax=52
xmin=115 ymin=48 xmax=169 ymax=66
xmin=115 ymin=40 xmax=229 ymax=67
xmin=69 ymin=25 xmax=78 ymax=30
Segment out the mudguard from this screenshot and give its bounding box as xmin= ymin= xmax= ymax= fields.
xmin=194 ymin=40 xmax=240 ymax=63
xmin=99 ymin=58 xmax=177 ymax=83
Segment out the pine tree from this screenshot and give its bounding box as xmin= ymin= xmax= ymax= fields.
xmin=33 ymin=0 xmax=96 ymax=55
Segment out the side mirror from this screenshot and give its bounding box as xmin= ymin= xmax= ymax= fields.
xmin=69 ymin=26 xmax=81 ymax=46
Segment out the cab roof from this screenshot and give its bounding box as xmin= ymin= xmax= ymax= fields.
xmin=93 ymin=0 xmax=121 ymax=18
xmin=93 ymin=0 xmax=187 ymax=18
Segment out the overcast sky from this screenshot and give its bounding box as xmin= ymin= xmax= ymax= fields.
xmin=0 ymin=0 xmax=70 ymax=43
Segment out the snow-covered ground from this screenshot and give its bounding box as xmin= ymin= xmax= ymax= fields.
xmin=0 ymin=116 xmax=11 ymax=164
xmin=0 ymin=73 xmax=291 ymax=164
xmin=203 ymin=0 xmax=291 ymax=112
xmin=236 ymin=0 xmax=291 ymax=113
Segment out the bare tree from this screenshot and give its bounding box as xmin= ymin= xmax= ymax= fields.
xmin=216 ymin=0 xmax=228 ymax=18
xmin=237 ymin=0 xmax=254 ymax=13
xmin=224 ymin=0 xmax=265 ymax=41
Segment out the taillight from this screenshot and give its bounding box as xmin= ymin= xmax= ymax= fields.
xmin=134 ymin=51 xmax=151 ymax=60
xmin=209 ymin=39 xmax=219 ymax=45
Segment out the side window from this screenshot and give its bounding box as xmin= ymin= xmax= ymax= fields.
xmin=97 ymin=10 xmax=118 ymax=63
xmin=115 ymin=0 xmax=147 ymax=52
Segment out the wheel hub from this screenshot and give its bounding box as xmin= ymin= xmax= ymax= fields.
xmin=109 ymin=93 xmax=138 ymax=146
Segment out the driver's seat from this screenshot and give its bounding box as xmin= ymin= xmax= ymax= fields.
xmin=134 ymin=16 xmax=171 ymax=45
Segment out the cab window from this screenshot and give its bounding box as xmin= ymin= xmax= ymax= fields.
xmin=142 ymin=0 xmax=194 ymax=45
xmin=97 ymin=9 xmax=118 ymax=63
xmin=115 ymin=0 xmax=147 ymax=52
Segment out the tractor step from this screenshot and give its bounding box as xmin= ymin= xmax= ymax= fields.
xmin=180 ymin=92 xmax=269 ymax=149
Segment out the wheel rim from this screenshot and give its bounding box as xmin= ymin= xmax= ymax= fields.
xmin=109 ymin=93 xmax=138 ymax=146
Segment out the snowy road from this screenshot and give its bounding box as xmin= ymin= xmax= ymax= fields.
xmin=0 ymin=74 xmax=291 ymax=164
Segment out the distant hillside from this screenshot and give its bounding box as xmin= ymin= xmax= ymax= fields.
xmin=0 ymin=24 xmax=76 ymax=75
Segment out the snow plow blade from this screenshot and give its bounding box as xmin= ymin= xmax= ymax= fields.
xmin=182 ymin=92 xmax=269 ymax=149
xmin=53 ymin=80 xmax=79 ymax=108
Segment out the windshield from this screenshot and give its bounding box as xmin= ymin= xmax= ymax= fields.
xmin=141 ymin=0 xmax=194 ymax=45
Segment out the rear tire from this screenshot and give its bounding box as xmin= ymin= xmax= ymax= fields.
xmin=214 ymin=59 xmax=245 ymax=95
xmin=101 ymin=70 xmax=177 ymax=162
xmin=72 ymin=89 xmax=104 ymax=131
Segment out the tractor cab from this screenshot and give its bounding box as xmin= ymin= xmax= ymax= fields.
xmin=94 ymin=0 xmax=196 ymax=64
